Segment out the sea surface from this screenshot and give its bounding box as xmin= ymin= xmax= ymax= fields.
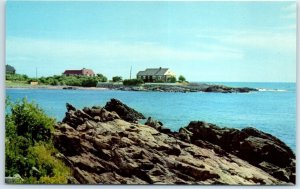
xmin=6 ymin=82 xmax=296 ymax=152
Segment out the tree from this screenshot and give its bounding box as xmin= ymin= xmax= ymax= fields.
xmin=96 ymin=74 xmax=107 ymax=82
xmin=167 ymin=76 xmax=176 ymax=83
xmin=178 ymin=75 xmax=186 ymax=83
xmin=6 ymin=65 xmax=16 ymax=74
xmin=112 ymin=76 xmax=122 ymax=82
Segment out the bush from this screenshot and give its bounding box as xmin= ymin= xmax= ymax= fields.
xmin=37 ymin=74 xmax=108 ymax=87
xmin=96 ymin=74 xmax=108 ymax=82
xmin=123 ymin=79 xmax=144 ymax=86
xmin=5 ymin=98 xmax=71 ymax=183
xmin=112 ymin=76 xmax=122 ymax=82
xmin=82 ymin=77 xmax=98 ymax=87
xmin=178 ymin=75 xmax=186 ymax=83
xmin=11 ymin=98 xmax=55 ymax=143
xmin=29 ymin=142 xmax=71 ymax=184
xmin=6 ymin=74 xmax=29 ymax=82
xmin=167 ymin=76 xmax=176 ymax=83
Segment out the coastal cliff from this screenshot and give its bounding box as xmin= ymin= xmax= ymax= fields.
xmin=53 ymin=99 xmax=295 ymax=185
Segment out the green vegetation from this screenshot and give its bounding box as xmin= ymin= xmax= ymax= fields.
xmin=6 ymin=72 xmax=108 ymax=87
xmin=112 ymin=76 xmax=123 ymax=82
xmin=123 ymin=79 xmax=144 ymax=86
xmin=6 ymin=73 xmax=29 ymax=82
xmin=6 ymin=65 xmax=16 ymax=74
xmin=37 ymin=75 xmax=107 ymax=87
xmin=167 ymin=76 xmax=177 ymax=83
xmin=5 ymin=98 xmax=71 ymax=184
xmin=178 ymin=75 xmax=186 ymax=83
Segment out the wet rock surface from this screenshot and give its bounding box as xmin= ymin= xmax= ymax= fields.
xmin=54 ymin=99 xmax=294 ymax=185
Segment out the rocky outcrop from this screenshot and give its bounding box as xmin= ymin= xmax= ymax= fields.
xmin=204 ymin=85 xmax=257 ymax=93
xmin=97 ymin=83 xmax=259 ymax=93
xmin=144 ymin=117 xmax=172 ymax=134
xmin=54 ymin=99 xmax=294 ymax=185
xmin=104 ymin=98 xmax=145 ymax=123
xmin=183 ymin=121 xmax=296 ymax=183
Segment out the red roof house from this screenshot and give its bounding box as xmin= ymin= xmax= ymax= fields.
xmin=63 ymin=68 xmax=95 ymax=77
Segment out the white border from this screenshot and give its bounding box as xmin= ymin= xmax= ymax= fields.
xmin=0 ymin=0 xmax=298 ymax=188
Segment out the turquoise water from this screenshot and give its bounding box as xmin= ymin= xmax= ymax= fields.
xmin=6 ymin=82 xmax=296 ymax=151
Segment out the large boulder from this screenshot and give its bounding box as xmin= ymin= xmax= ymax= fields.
xmin=184 ymin=121 xmax=295 ymax=184
xmin=104 ymin=98 xmax=145 ymax=123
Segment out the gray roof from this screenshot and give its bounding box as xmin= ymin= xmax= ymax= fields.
xmin=137 ymin=68 xmax=169 ymax=76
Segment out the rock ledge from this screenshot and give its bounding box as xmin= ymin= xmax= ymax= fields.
xmin=54 ymin=99 xmax=295 ymax=185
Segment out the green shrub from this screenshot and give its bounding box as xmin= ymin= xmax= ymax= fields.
xmin=50 ymin=79 xmax=59 ymax=86
xmin=37 ymin=74 xmax=107 ymax=87
xmin=5 ymin=98 xmax=71 ymax=183
xmin=123 ymin=79 xmax=144 ymax=86
xmin=6 ymin=73 xmax=29 ymax=82
xmin=82 ymin=77 xmax=98 ymax=87
xmin=29 ymin=142 xmax=71 ymax=184
xmin=167 ymin=76 xmax=177 ymax=83
xmin=11 ymin=98 xmax=55 ymax=143
xmin=112 ymin=76 xmax=122 ymax=82
xmin=178 ymin=75 xmax=186 ymax=83
xmin=96 ymin=74 xmax=108 ymax=82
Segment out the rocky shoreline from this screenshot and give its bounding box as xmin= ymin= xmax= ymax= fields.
xmin=6 ymin=82 xmax=258 ymax=93
xmin=54 ymin=99 xmax=295 ymax=185
xmin=97 ymin=83 xmax=259 ymax=93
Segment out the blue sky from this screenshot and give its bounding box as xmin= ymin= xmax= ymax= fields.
xmin=6 ymin=1 xmax=296 ymax=82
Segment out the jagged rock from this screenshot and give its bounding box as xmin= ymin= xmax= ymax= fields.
xmin=104 ymin=98 xmax=145 ymax=122
xmin=53 ymin=99 xmax=291 ymax=185
xmin=66 ymin=103 xmax=76 ymax=111
xmin=62 ymin=104 xmax=121 ymax=126
xmin=145 ymin=117 xmax=171 ymax=134
xmin=185 ymin=121 xmax=295 ymax=184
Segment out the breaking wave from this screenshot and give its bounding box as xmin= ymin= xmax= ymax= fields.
xmin=258 ymin=88 xmax=287 ymax=92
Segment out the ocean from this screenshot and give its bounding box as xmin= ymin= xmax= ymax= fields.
xmin=6 ymin=82 xmax=296 ymax=152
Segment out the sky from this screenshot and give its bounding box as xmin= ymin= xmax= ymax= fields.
xmin=6 ymin=1 xmax=296 ymax=82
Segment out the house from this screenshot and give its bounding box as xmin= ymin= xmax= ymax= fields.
xmin=30 ymin=81 xmax=38 ymax=85
xmin=137 ymin=67 xmax=176 ymax=82
xmin=63 ymin=68 xmax=95 ymax=77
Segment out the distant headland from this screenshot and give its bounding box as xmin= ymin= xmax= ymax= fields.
xmin=6 ymin=65 xmax=258 ymax=93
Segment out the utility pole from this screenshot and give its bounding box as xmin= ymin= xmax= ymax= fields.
xmin=130 ymin=66 xmax=132 ymax=79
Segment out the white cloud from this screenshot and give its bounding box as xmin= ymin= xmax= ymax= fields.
xmin=196 ymin=29 xmax=295 ymax=54
xmin=221 ymin=32 xmax=295 ymax=53
xmin=6 ymin=37 xmax=244 ymax=64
